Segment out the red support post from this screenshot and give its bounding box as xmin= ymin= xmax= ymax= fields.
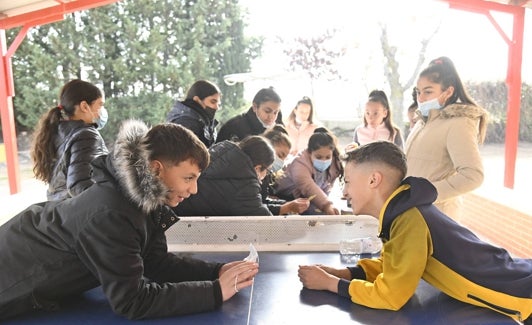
xmin=443 ymin=0 xmax=526 ymax=189
xmin=504 ymin=7 xmax=525 ymax=188
xmin=0 ymin=30 xmax=21 ymax=194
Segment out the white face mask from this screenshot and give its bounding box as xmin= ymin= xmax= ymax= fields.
xmin=418 ymin=98 xmax=442 ymax=117
xmin=255 ymin=111 xmax=274 ymax=129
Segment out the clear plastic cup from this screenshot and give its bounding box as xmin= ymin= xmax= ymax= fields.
xmin=339 ymin=237 xmax=382 ymax=263
xmin=339 ymin=238 xmax=364 ymax=263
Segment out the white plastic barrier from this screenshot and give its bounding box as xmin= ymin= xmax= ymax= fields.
xmin=166 ymin=214 xmax=379 ymax=252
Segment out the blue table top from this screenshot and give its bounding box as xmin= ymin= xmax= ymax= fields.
xmin=4 ymin=252 xmax=516 ymax=324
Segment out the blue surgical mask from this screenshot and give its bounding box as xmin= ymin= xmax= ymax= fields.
xmin=271 ymin=157 xmax=284 ymax=173
xmin=312 ymin=158 xmax=332 ymax=172
xmin=418 ymin=98 xmax=442 ymax=117
xmin=94 ymin=107 xmax=108 ymax=130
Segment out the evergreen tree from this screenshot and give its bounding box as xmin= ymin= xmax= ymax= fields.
xmin=7 ymin=0 xmax=261 ymax=143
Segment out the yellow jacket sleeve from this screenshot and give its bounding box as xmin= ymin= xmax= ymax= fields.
xmin=349 ymin=209 xmax=433 ymax=310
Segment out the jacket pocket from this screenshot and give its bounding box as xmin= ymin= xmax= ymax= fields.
xmin=467 ymin=294 xmax=522 ymax=322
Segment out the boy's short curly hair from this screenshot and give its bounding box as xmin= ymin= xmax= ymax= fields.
xmin=344 ymin=141 xmax=407 ymax=180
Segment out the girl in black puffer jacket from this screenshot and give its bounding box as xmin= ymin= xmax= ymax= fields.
xmin=31 ymin=79 xmax=108 ymax=200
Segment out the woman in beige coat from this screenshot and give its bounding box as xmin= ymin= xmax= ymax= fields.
xmin=405 ymin=57 xmax=488 ymax=220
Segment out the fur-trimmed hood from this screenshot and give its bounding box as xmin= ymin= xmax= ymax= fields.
xmin=111 ymin=120 xmax=168 ymax=214
xmin=418 ymin=103 xmax=489 ymax=143
xmin=439 ymin=103 xmax=488 ymax=120
xmin=418 ymin=103 xmax=488 ymax=121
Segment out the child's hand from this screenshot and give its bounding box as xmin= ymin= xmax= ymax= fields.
xmin=219 ymin=261 xmax=259 ymax=301
xmin=322 ymin=205 xmax=339 ymax=215
xmin=316 ymin=264 xmax=351 ymax=280
xmin=292 ymin=198 xmax=311 ymax=213
xmin=298 ymin=265 xmax=339 ymax=293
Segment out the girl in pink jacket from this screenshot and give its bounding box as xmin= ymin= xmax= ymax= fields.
xmin=353 ymin=90 xmax=403 ymax=149
xmin=274 ymin=127 xmax=344 ymax=215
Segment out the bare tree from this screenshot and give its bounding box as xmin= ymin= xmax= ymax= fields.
xmin=380 ymin=23 xmax=440 ymax=126
xmin=278 ymin=29 xmax=346 ymax=97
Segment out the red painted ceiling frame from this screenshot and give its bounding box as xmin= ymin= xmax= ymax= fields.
xmin=0 ymin=0 xmax=119 ymax=194
xmin=441 ymin=0 xmax=526 ymax=189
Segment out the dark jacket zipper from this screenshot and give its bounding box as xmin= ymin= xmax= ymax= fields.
xmin=467 ymin=294 xmax=522 ymax=322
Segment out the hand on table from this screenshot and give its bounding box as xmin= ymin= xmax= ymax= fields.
xmin=322 ymin=205 xmax=339 ymax=215
xmin=280 ymin=198 xmax=310 ymax=215
xmin=219 ymin=261 xmax=259 ymax=301
xmin=298 ymin=264 xmax=339 ymax=293
xmin=315 ymin=264 xmax=351 ymax=280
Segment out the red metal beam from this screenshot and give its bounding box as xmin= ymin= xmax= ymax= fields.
xmin=441 ymin=0 xmax=525 ymax=189
xmin=4 ymin=25 xmax=32 ymax=97
xmin=0 ymin=0 xmax=119 ymax=30
xmin=0 ymin=30 xmax=20 ymax=194
xmin=504 ymin=7 xmax=524 ymax=188
xmin=446 ymin=0 xmax=523 ymax=13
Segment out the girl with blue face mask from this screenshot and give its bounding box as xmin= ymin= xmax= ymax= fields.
xmin=404 ymin=57 xmax=488 ymax=220
xmin=274 ymin=127 xmax=344 ymax=215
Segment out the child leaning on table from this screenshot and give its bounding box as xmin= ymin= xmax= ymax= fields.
xmin=298 ymin=141 xmax=532 ymax=323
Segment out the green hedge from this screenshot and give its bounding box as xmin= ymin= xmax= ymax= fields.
xmin=467 ymin=81 xmax=532 ymax=143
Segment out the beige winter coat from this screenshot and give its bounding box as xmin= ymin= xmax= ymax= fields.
xmin=404 ymin=103 xmax=488 ymax=220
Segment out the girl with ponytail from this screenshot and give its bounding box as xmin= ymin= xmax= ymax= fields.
xmin=352 ymin=89 xmax=403 ymax=149
xmin=31 ymin=79 xmax=108 ymax=200
xmin=405 ymin=56 xmax=488 ymax=220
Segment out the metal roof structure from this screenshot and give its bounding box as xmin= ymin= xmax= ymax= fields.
xmin=0 ymin=0 xmax=530 ymax=194
xmin=0 ymin=0 xmax=119 ymax=29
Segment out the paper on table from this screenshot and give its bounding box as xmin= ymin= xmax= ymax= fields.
xmin=243 ymin=243 xmax=258 ymax=325
xmin=243 ymin=243 xmax=258 ymax=263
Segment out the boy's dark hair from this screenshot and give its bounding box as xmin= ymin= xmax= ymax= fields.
xmin=345 ymin=141 xmax=407 ymax=180
xmin=145 ymin=123 xmax=209 ymax=171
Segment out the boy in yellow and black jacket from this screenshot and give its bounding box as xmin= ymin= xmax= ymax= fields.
xmin=298 ymin=141 xmax=531 ymax=323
